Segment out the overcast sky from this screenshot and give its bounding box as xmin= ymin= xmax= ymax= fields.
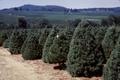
xmin=0 ymin=0 xmax=120 ymax=9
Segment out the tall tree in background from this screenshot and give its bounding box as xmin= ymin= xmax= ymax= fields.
xmin=18 ymin=17 xmax=27 ymax=28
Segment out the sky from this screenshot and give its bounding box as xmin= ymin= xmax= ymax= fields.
xmin=0 ymin=0 xmax=120 ymax=9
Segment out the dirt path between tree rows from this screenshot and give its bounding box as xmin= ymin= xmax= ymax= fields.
xmin=0 ymin=47 xmax=102 ymax=80
xmin=0 ymin=47 xmax=40 ymax=80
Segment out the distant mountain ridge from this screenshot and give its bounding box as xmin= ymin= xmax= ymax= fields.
xmin=1 ymin=4 xmax=120 ymax=14
xmin=1 ymin=4 xmax=67 ymax=12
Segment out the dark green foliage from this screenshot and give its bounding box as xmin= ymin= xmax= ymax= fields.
xmin=102 ymin=26 xmax=120 ymax=59
xmin=93 ymin=27 xmax=107 ymax=44
xmin=39 ymin=19 xmax=52 ymax=28
xmin=67 ymin=19 xmax=81 ymax=28
xmin=101 ymin=18 xmax=111 ymax=27
xmin=72 ymin=19 xmax=81 ymax=27
xmin=22 ymin=33 xmax=41 ymax=60
xmin=20 ymin=36 xmax=28 ymax=54
xmin=42 ymin=26 xmax=59 ymax=63
xmin=0 ymin=31 xmax=8 ymax=46
xmin=103 ymin=37 xmax=120 ymax=80
xmin=101 ymin=15 xmax=120 ymax=26
xmin=21 ymin=29 xmax=41 ymax=54
xmin=39 ymin=28 xmax=50 ymax=56
xmin=18 ymin=17 xmax=27 ymax=28
xmin=78 ymin=20 xmax=100 ymax=28
xmin=44 ymin=27 xmax=73 ymax=64
xmin=3 ymin=39 xmax=10 ymax=48
xmin=107 ymin=15 xmax=120 ymax=26
xmin=40 ymin=19 xmax=49 ymax=26
xmin=66 ymin=24 xmax=106 ymax=77
xmin=0 ymin=22 xmax=11 ymax=30
xmin=9 ymin=30 xmax=27 ymax=54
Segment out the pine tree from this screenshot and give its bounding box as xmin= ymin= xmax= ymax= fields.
xmin=38 ymin=27 xmax=50 ymax=56
xmin=18 ymin=17 xmax=27 ymax=28
xmin=42 ymin=26 xmax=59 ymax=63
xmin=21 ymin=29 xmax=41 ymax=54
xmin=103 ymin=37 xmax=120 ymax=80
xmin=45 ymin=27 xmax=73 ymax=64
xmin=20 ymin=36 xmax=28 ymax=54
xmin=9 ymin=30 xmax=27 ymax=54
xmin=0 ymin=31 xmax=8 ymax=46
xmin=3 ymin=39 xmax=10 ymax=48
xmin=102 ymin=26 xmax=120 ymax=59
xmin=22 ymin=32 xmax=41 ymax=60
xmin=66 ymin=24 xmax=106 ymax=77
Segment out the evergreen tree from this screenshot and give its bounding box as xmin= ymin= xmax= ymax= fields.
xmin=42 ymin=26 xmax=59 ymax=63
xmin=0 ymin=31 xmax=8 ymax=46
xmin=101 ymin=15 xmax=120 ymax=26
xmin=66 ymin=24 xmax=106 ymax=77
xmin=78 ymin=20 xmax=100 ymax=28
xmin=102 ymin=26 xmax=120 ymax=59
xmin=21 ymin=35 xmax=28 ymax=54
xmin=20 ymin=29 xmax=41 ymax=53
xmin=38 ymin=27 xmax=50 ymax=56
xmin=72 ymin=19 xmax=81 ymax=27
xmin=39 ymin=19 xmax=50 ymax=28
xmin=18 ymin=17 xmax=27 ymax=28
xmin=3 ymin=39 xmax=10 ymax=48
xmin=9 ymin=30 xmax=27 ymax=54
xmin=22 ymin=32 xmax=41 ymax=60
xmin=45 ymin=27 xmax=73 ymax=64
xmin=103 ymin=37 xmax=120 ymax=80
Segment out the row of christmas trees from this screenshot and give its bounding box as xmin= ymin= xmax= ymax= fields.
xmin=0 ymin=20 xmax=120 ymax=79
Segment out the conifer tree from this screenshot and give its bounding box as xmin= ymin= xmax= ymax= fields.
xmin=45 ymin=27 xmax=73 ymax=64
xmin=42 ymin=26 xmax=59 ymax=63
xmin=38 ymin=27 xmax=50 ymax=56
xmin=66 ymin=23 xmax=106 ymax=77
xmin=103 ymin=37 xmax=120 ymax=80
xmin=9 ymin=30 xmax=27 ymax=54
xmin=22 ymin=32 xmax=41 ymax=60
xmin=43 ymin=27 xmax=73 ymax=67
xmin=21 ymin=29 xmax=41 ymax=54
xmin=3 ymin=39 xmax=10 ymax=48
xmin=102 ymin=26 xmax=120 ymax=59
xmin=0 ymin=31 xmax=8 ymax=46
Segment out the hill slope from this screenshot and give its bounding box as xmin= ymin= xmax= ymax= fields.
xmin=0 ymin=4 xmax=120 ymax=14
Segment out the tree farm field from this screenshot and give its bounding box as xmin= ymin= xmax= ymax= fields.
xmin=0 ymin=47 xmax=102 ymax=80
xmin=0 ymin=2 xmax=120 ymax=80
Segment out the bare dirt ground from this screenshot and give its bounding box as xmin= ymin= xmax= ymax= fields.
xmin=0 ymin=47 xmax=102 ymax=80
